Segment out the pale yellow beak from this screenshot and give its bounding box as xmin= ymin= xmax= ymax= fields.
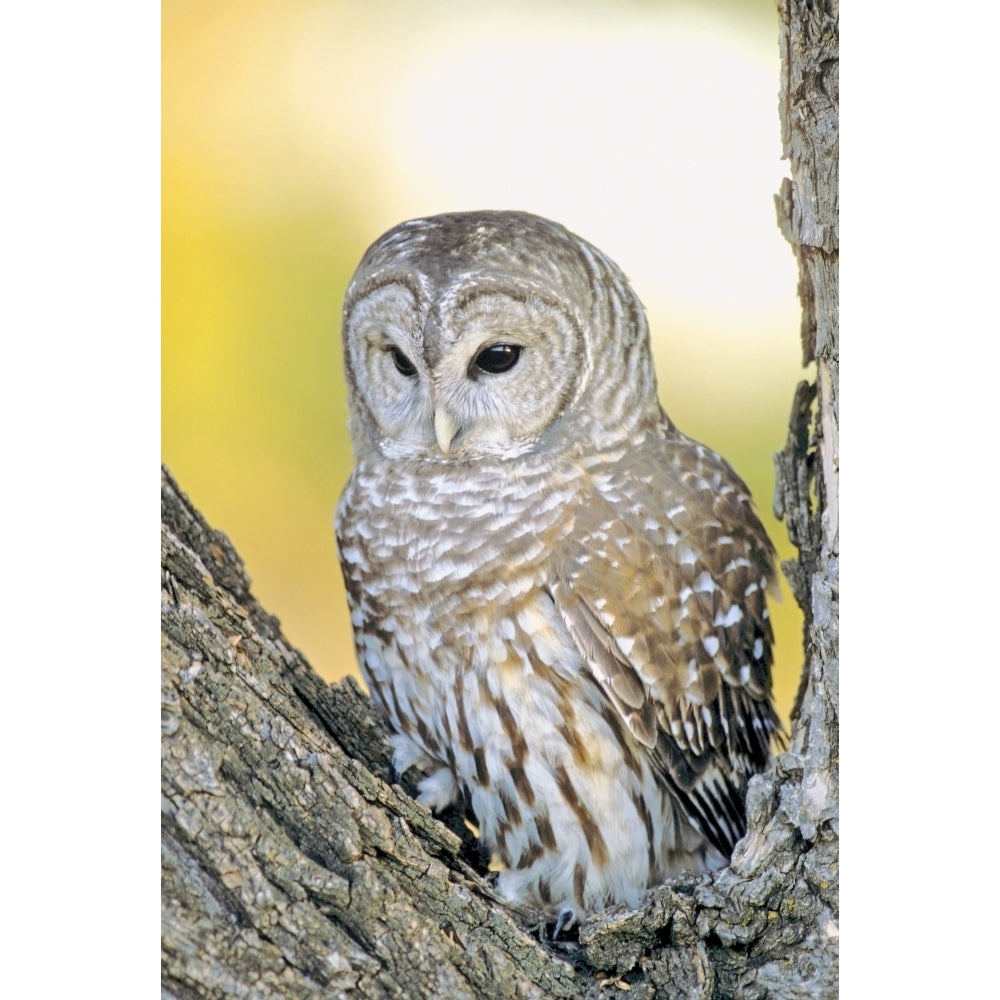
xmin=434 ymin=408 xmax=459 ymax=454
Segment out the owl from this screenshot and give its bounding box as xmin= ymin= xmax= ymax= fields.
xmin=335 ymin=211 xmax=781 ymax=930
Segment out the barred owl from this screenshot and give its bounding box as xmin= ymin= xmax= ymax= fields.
xmin=335 ymin=211 xmax=781 ymax=928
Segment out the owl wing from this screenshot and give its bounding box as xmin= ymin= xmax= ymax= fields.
xmin=549 ymin=435 xmax=782 ymax=858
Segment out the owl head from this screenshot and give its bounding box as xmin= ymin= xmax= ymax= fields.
xmin=341 ymin=211 xmax=663 ymax=462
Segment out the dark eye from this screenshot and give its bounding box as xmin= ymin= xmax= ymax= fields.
xmin=472 ymin=344 xmax=522 ymax=375
xmin=388 ymin=346 xmax=417 ymax=377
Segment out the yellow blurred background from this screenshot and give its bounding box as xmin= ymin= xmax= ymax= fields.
xmin=163 ymin=0 xmax=807 ymax=724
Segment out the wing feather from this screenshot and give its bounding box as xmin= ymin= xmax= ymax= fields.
xmin=550 ymin=431 xmax=783 ymax=857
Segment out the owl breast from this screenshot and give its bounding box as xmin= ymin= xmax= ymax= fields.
xmin=336 ymin=449 xmax=723 ymax=919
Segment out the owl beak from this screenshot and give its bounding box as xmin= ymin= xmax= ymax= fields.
xmin=433 ymin=408 xmax=459 ymax=454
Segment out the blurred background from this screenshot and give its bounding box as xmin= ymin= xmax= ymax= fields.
xmin=163 ymin=0 xmax=807 ymax=724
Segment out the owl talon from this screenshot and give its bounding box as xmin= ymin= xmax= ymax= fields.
xmin=551 ymin=908 xmax=577 ymax=940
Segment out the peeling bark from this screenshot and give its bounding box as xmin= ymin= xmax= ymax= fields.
xmin=161 ymin=2 xmax=838 ymax=995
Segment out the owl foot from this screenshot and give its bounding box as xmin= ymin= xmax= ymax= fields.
xmin=551 ymin=908 xmax=577 ymax=941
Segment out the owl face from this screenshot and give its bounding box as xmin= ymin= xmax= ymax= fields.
xmin=345 ymin=280 xmax=586 ymax=460
xmin=341 ymin=212 xmax=661 ymax=463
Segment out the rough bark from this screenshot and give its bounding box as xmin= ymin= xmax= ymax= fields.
xmin=161 ymin=2 xmax=838 ymax=996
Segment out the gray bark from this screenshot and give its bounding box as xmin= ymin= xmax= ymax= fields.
xmin=161 ymin=2 xmax=838 ymax=996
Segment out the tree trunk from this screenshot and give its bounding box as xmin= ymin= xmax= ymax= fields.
xmin=161 ymin=2 xmax=838 ymax=996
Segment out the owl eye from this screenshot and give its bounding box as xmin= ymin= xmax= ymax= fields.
xmin=388 ymin=346 xmax=417 ymax=377
xmin=472 ymin=344 xmax=522 ymax=375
